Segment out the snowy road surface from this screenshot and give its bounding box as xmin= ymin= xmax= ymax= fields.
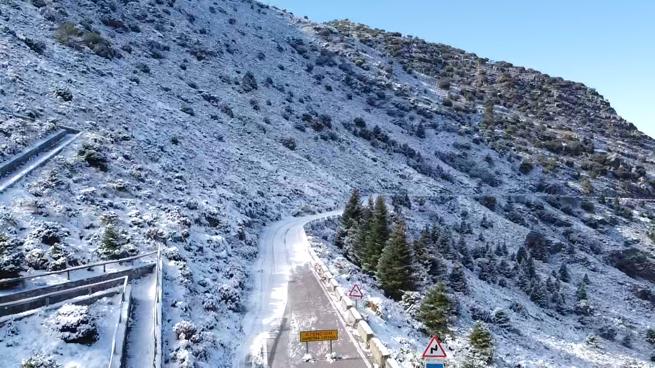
xmin=235 ymin=210 xmax=370 ymax=367
xmin=125 ymin=272 xmax=156 ymax=367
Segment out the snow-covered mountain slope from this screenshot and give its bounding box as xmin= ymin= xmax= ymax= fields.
xmin=0 ymin=0 xmax=654 ymax=366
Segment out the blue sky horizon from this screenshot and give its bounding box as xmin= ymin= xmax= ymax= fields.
xmin=265 ymin=0 xmax=655 ymax=138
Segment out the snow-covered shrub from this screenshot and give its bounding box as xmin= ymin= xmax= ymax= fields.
xmin=173 ymin=320 xmax=197 ymax=340
xmin=28 ymin=222 xmax=68 ymax=246
xmin=598 ymin=325 xmax=617 ymax=341
xmin=241 ymin=71 xmax=258 ymax=92
xmin=585 ymin=334 xmax=601 ymax=348
xmin=492 ymin=309 xmax=511 ymax=328
xmin=21 ymin=354 xmax=62 ymax=368
xmin=25 ymin=248 xmax=49 ymax=270
xmin=574 ymin=299 xmax=593 ymax=316
xmin=0 ymin=233 xmax=24 ymax=279
xmin=47 ymin=304 xmax=98 ymax=344
xmin=280 ymin=137 xmax=296 ymax=150
xmin=78 ymin=143 xmax=109 ymax=171
xmin=217 ymin=283 xmax=242 ymax=312
xmin=202 ymin=295 xmax=219 ymax=311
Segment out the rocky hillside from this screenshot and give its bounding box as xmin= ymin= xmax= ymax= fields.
xmin=0 ymin=0 xmax=654 ymax=367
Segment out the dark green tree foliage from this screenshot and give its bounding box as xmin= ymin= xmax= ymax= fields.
xmin=524 ymin=231 xmax=549 ymax=261
xmin=362 ymin=196 xmax=389 ymax=272
xmin=377 ymin=220 xmax=414 ymax=299
xmin=413 ymin=227 xmax=447 ymax=286
xmin=469 ymin=321 xmax=494 ymax=364
xmin=449 ymin=263 xmax=468 ymax=293
xmin=418 ymin=282 xmax=452 ymax=337
xmin=412 ymin=228 xmax=432 ymax=287
xmin=576 ymin=281 xmax=588 ymax=301
xmin=646 ymin=328 xmax=655 ymax=345
xmin=559 ymin=263 xmax=571 ymax=283
xmin=341 ymin=189 xmax=362 ymax=230
xmin=529 ymin=280 xmax=548 ymax=307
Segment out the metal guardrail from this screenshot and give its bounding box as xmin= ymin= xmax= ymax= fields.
xmin=0 ymin=128 xmax=77 ymax=178
xmin=0 ymin=276 xmax=127 ymax=317
xmin=0 ymin=250 xmax=158 ymax=288
xmin=0 ymin=127 xmax=81 ymax=193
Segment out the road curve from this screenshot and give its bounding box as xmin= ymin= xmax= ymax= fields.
xmin=235 ymin=210 xmax=369 ymax=367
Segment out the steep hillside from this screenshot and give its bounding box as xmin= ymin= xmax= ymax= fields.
xmin=0 ymin=0 xmax=654 ymax=367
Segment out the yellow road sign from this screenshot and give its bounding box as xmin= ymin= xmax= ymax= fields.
xmin=299 ymin=329 xmax=339 ymax=342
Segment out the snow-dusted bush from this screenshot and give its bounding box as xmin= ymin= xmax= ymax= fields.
xmin=202 ymin=295 xmax=219 ymax=311
xmin=47 ymin=304 xmax=98 ymax=344
xmin=25 ymin=248 xmax=49 ymax=270
xmin=78 ymin=143 xmax=109 ymax=171
xmin=21 ymin=354 xmax=62 ymax=368
xmin=217 ymin=283 xmax=242 ymax=312
xmin=28 ymin=222 xmax=69 ymax=246
xmin=173 ymin=320 xmax=197 ymax=340
xmin=0 ymin=233 xmax=24 ymax=279
xmin=279 ymin=137 xmax=296 ymax=150
xmin=241 ymin=71 xmax=258 ymax=92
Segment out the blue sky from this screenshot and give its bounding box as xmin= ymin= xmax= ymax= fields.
xmin=264 ymin=0 xmax=655 ymax=138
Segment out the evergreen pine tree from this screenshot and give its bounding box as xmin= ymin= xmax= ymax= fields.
xmin=530 ymin=280 xmax=548 ymax=307
xmin=460 ymin=242 xmax=474 ymax=269
xmin=342 ymin=189 xmax=362 ymax=229
xmin=376 ymin=220 xmax=414 ymax=299
xmin=362 ymin=196 xmax=389 ymax=272
xmin=413 ymin=228 xmax=434 ymax=287
xmin=449 ymin=263 xmax=468 ymax=293
xmin=99 ymin=224 xmax=121 ymax=259
xmin=558 ymin=263 xmax=570 ymax=283
xmin=576 ymin=281 xmax=588 ymax=301
xmin=468 ymin=321 xmax=494 ymax=364
xmin=351 ymin=199 xmax=373 ymax=266
xmin=418 ymin=282 xmax=452 ymax=337
xmin=497 ymin=259 xmax=512 ymax=278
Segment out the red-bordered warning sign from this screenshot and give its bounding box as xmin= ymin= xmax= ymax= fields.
xmin=348 ymin=284 xmax=364 ymax=299
xmin=422 ymin=336 xmax=447 ymax=359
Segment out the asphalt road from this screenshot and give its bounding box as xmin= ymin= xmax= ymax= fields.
xmin=235 ymin=211 xmax=370 ymax=367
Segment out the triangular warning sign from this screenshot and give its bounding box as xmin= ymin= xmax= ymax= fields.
xmin=348 ymin=284 xmax=364 ymax=298
xmin=422 ymin=336 xmax=447 ymax=359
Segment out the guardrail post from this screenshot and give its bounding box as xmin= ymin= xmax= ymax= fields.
xmin=66 ymin=270 xmax=70 ymax=280
xmin=103 ymin=264 xmax=106 ymax=273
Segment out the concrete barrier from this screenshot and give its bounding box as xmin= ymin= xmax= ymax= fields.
xmin=370 ymin=337 xmax=391 ymax=366
xmin=356 ymin=320 xmax=375 ymax=346
xmin=328 ymin=278 xmax=339 ymax=292
xmin=386 ymin=357 xmax=402 ymax=368
xmin=346 ymin=307 xmax=363 ymax=327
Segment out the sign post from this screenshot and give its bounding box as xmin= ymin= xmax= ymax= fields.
xmin=299 ymin=329 xmax=339 ymax=356
xmin=422 ymin=336 xmax=447 ymax=367
xmin=348 ymin=284 xmax=364 ymax=309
